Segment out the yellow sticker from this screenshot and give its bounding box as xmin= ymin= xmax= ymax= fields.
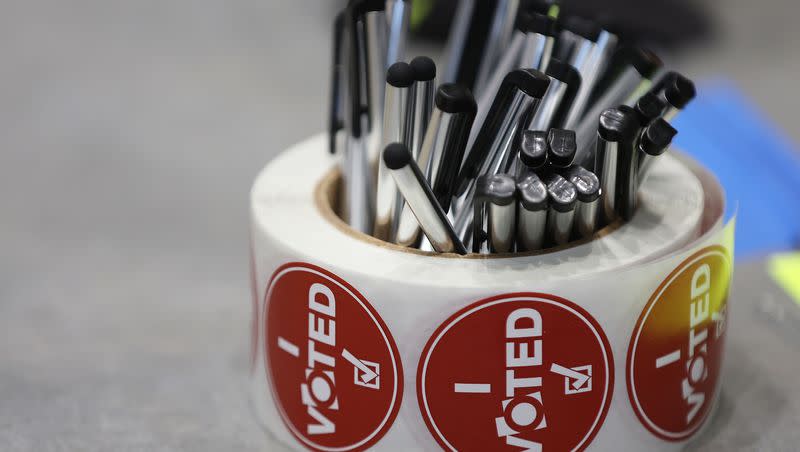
xmin=768 ymin=252 xmax=800 ymax=305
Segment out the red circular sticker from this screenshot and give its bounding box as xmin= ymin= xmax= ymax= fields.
xmin=265 ymin=263 xmax=403 ymax=452
xmin=418 ymin=293 xmax=614 ymax=452
xmin=627 ymin=246 xmax=732 ymax=441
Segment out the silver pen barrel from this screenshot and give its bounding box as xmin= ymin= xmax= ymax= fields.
xmin=374 ymin=62 xmax=415 ymax=240
xmin=563 ymin=166 xmax=601 ymax=238
xmin=409 ymin=57 xmax=437 ymax=159
xmin=386 ymin=0 xmax=410 ymax=66
xmin=516 ymin=172 xmax=548 ymax=251
xmin=383 ymin=143 xmax=467 ymax=254
xmin=544 ymin=174 xmax=578 ymax=246
xmin=473 ymin=0 xmax=521 ymax=95
xmin=473 ymin=174 xmax=517 ymax=253
xmin=364 ymin=9 xmax=387 ymax=163
xmin=517 ymin=12 xmax=557 ymax=71
xmin=595 ymin=108 xmax=638 ymax=224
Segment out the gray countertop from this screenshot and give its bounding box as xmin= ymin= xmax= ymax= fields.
xmin=2 ymin=0 xmax=799 ymax=450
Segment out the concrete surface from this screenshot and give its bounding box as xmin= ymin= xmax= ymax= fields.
xmin=1 ymin=0 xmax=798 ymax=450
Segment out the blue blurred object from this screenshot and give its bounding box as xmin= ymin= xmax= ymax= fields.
xmin=673 ymin=80 xmax=800 ymax=258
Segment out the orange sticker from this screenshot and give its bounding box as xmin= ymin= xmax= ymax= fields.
xmin=627 ymin=246 xmax=732 ymax=441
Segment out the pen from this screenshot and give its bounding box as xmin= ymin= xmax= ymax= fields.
xmin=567 ymin=28 xmax=618 ymax=125
xmin=374 ymin=62 xmax=415 ymax=240
xmin=573 ymin=47 xmax=662 ymax=168
xmin=638 ymin=118 xmax=678 ymax=183
xmin=329 ymin=11 xmax=346 ymax=155
xmin=544 ymin=173 xmax=578 ymax=246
xmin=409 ymin=57 xmax=437 ymax=159
xmin=562 ymin=165 xmax=601 ymax=238
xmin=615 ymin=110 xmax=643 ymax=221
xmin=363 ymin=2 xmax=389 ymax=165
xmin=547 ymin=128 xmax=577 ymax=168
xmin=340 ymin=1 xmax=377 ymax=233
xmin=383 ymin=143 xmax=468 ymax=254
xmin=526 ymin=59 xmax=581 ymax=131
xmin=516 ymin=171 xmax=549 ymax=251
xmin=386 ymin=0 xmax=410 ymax=66
xmin=474 ymin=0 xmax=522 ymax=96
xmin=472 ymin=174 xmax=517 ymax=253
xmin=442 ymin=0 xmax=477 ymax=83
xmin=595 ymin=107 xmax=637 ymax=224
xmin=517 ymin=11 xmax=557 ymax=71
xmin=395 ymin=82 xmax=476 ymax=246
xmin=453 ymin=69 xmax=550 ymax=245
xmin=467 ymin=31 xmax=527 ymax=153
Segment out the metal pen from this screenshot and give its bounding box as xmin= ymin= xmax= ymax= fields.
xmin=466 ymin=31 xmax=526 ymax=153
xmin=615 ymin=112 xmax=644 ymax=221
xmin=544 ymin=174 xmax=577 ymax=246
xmin=638 ymin=118 xmax=678 ymax=184
xmin=547 ymin=128 xmax=577 ymax=168
xmin=517 ymin=12 xmax=557 ymax=71
xmin=362 ymin=4 xmax=389 ymax=167
xmin=395 ymin=83 xmax=476 ymax=246
xmin=340 ymin=2 xmax=376 ymax=233
xmin=562 ymin=165 xmax=601 ymax=238
xmin=472 ymin=174 xmax=517 ymax=253
xmin=374 ymin=62 xmax=415 ymax=240
xmin=453 ymin=69 xmax=550 ymax=245
xmin=383 ymin=143 xmax=467 ymax=254
xmin=386 ymin=0 xmax=410 ymax=66
xmin=442 ymin=0 xmax=476 ymax=83
xmin=526 ymin=59 xmax=581 ymax=131
xmin=328 ymin=11 xmax=346 ymax=155
xmin=516 ymin=171 xmax=549 ymax=251
xmin=563 ymin=24 xmax=618 ymax=128
xmin=474 ymin=0 xmax=522 ymax=96
xmin=573 ymin=47 xmax=662 ymax=168
xmin=409 ymin=56 xmax=437 ymax=159
xmin=595 ymin=107 xmax=638 ymax=225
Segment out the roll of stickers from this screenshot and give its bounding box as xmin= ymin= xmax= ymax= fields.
xmin=249 ymin=134 xmax=734 ymax=452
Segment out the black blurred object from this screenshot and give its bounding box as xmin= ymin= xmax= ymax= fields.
xmin=414 ymin=0 xmax=713 ymax=49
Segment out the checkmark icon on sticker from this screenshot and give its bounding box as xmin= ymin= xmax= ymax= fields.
xmin=550 ymin=363 xmax=593 ymax=394
xmin=342 ymin=349 xmax=381 ymax=389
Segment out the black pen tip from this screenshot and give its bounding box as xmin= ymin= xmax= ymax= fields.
xmin=386 ymin=62 xmax=415 ymax=88
xmin=547 ymin=129 xmax=577 ymax=168
xmin=519 ymin=130 xmax=549 ymax=169
xmin=411 ymin=56 xmax=437 ymax=82
xmin=634 ymin=92 xmax=666 ymax=125
xmin=518 ymin=11 xmax=557 ymax=36
xmin=435 ymin=83 xmax=477 ymax=113
xmin=517 ymin=173 xmax=549 ymax=211
xmin=664 ymin=73 xmax=697 ymax=109
xmin=476 ymin=174 xmax=517 ymax=206
xmin=545 ymin=175 xmax=578 ymax=212
xmin=627 ymin=47 xmax=663 ymax=79
xmin=546 ymin=59 xmax=581 ymax=87
xmin=640 ymin=119 xmax=677 ymax=156
xmin=505 ymin=69 xmax=551 ymax=99
xmin=383 ymin=142 xmax=412 ymax=170
xmin=598 ymin=108 xmax=637 ymax=141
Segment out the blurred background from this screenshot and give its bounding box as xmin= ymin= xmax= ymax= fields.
xmin=1 ymin=0 xmax=799 ymax=450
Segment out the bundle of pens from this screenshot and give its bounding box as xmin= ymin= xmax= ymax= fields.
xmin=329 ymin=0 xmax=696 ymax=255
